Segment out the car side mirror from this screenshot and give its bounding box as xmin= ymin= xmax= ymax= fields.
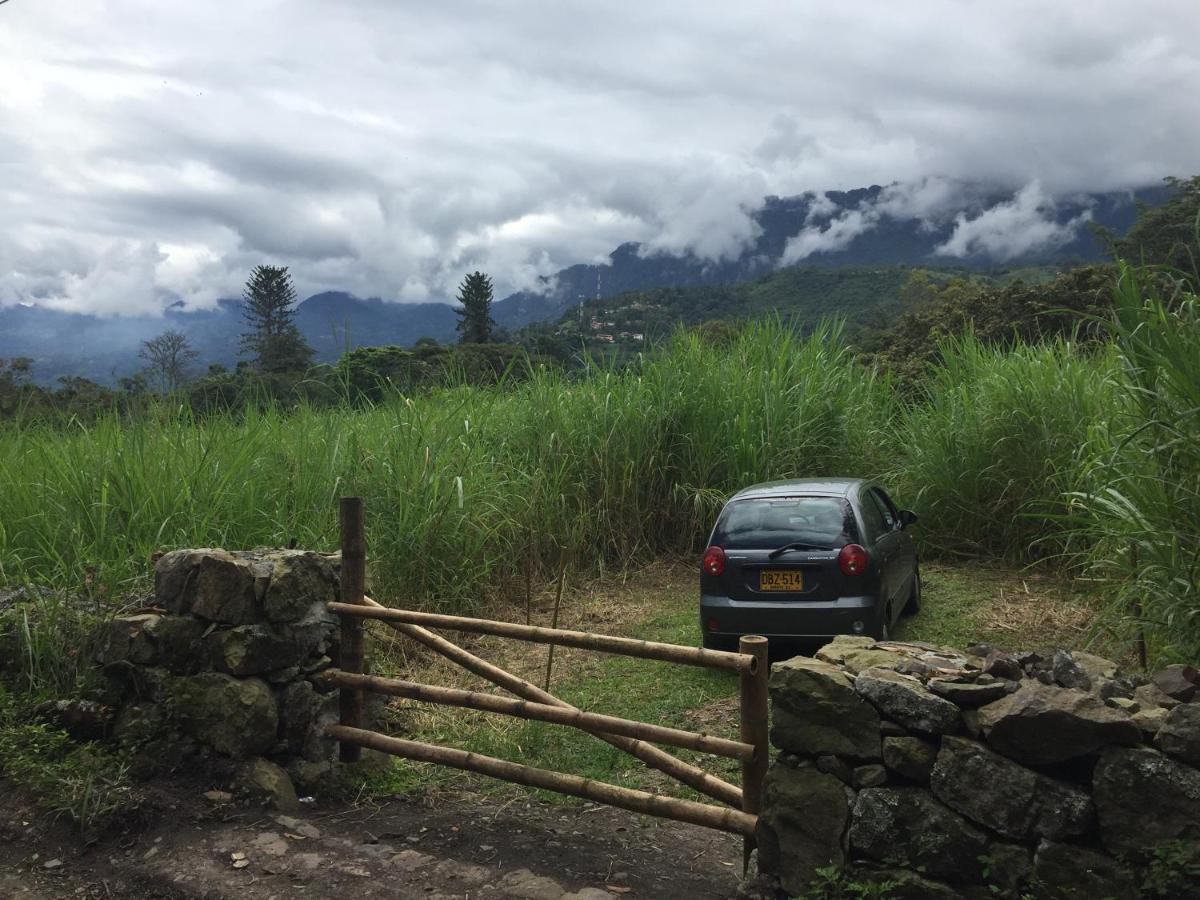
xmin=898 ymin=510 xmax=919 ymax=529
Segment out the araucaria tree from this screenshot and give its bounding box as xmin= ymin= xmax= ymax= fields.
xmin=140 ymin=329 xmax=198 ymax=392
xmin=455 ymin=271 xmax=495 ymax=344
xmin=240 ymin=265 xmax=315 ymax=373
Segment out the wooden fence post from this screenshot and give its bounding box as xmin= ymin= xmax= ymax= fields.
xmin=739 ymin=634 xmax=769 ymax=869
xmin=338 ymin=496 xmax=367 ymax=763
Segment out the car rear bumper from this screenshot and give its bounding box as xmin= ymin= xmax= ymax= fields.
xmin=700 ymin=593 xmax=883 ymax=642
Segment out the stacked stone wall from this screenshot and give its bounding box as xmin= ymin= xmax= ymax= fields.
xmin=755 ymin=637 xmax=1200 ymax=899
xmin=97 ymin=548 xmax=348 ymax=809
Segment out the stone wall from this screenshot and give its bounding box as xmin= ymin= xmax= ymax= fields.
xmin=96 ymin=548 xmax=347 ymax=809
xmin=754 ymin=637 xmax=1200 ymax=899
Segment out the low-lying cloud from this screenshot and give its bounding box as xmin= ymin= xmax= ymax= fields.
xmin=1 ymin=1 xmax=1197 ymax=316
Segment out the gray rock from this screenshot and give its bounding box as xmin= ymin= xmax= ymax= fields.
xmin=286 ymin=758 xmax=333 ymax=792
xmin=854 ymin=667 xmax=961 ymax=735
xmin=1153 ymin=664 xmax=1198 ymax=702
xmin=977 ymin=682 xmax=1141 ymax=765
xmin=1104 ymin=696 xmax=1139 ymax=712
xmin=814 ymin=754 xmax=853 ymax=784
xmin=852 ymin=764 xmax=888 ymax=788
xmin=1134 ymin=682 xmax=1180 ymax=710
xmin=280 ymin=680 xmax=338 ymax=761
xmin=1093 ymin=746 xmax=1200 ymax=856
xmin=931 ymin=736 xmax=1093 ymax=841
xmin=169 ymin=672 xmax=278 ymax=757
xmin=756 ymin=763 xmax=848 ymax=896
xmin=96 ymin=614 xmax=160 ymax=666
xmin=984 ymin=842 xmax=1033 ymax=897
xmin=1132 ymin=705 xmax=1169 ymax=736
xmin=236 ymin=757 xmax=300 ymax=812
xmin=845 ymin=869 xmax=963 ymax=900
xmin=848 ymin=787 xmax=987 ymax=882
xmin=1072 ymin=651 xmax=1118 ymax=684
xmin=814 ymin=634 xmax=878 ymax=665
xmin=144 ymin=615 xmax=209 ymax=674
xmin=983 ymin=652 xmax=1024 ymax=681
xmin=156 ymin=549 xmax=261 ymax=624
xmin=112 ymin=702 xmax=166 ymax=748
xmin=881 ymin=735 xmax=938 ymax=783
xmin=208 ymin=624 xmax=305 ymax=676
xmin=927 ymin=678 xmax=1013 ymax=707
xmin=261 ymin=550 xmax=339 ymax=623
xmin=1033 ymin=840 xmax=1137 ymax=900
xmin=769 ymin=657 xmax=881 ymax=759
xmin=1051 ymin=649 xmax=1092 ymax=691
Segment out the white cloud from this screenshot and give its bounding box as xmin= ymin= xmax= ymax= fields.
xmin=0 ymin=0 xmax=1197 ymax=315
xmin=782 ymin=208 xmax=881 ymax=264
xmin=934 ymin=183 xmax=1093 ymax=260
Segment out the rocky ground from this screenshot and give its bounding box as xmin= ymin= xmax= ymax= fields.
xmin=0 ymin=777 xmax=743 ymax=900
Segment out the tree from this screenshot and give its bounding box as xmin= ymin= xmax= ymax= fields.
xmin=240 ymin=265 xmax=315 ymax=373
xmin=139 ymin=329 xmax=198 ymax=392
xmin=1113 ymin=176 xmax=1200 ymax=277
xmin=455 ymin=271 xmax=495 ymax=344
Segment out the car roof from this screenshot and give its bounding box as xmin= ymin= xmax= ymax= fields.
xmin=729 ymin=478 xmax=867 ymax=501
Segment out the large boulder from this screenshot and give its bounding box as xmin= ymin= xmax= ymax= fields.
xmin=769 ymin=657 xmax=881 ymax=759
xmin=144 ymin=615 xmax=209 ymax=674
xmin=169 ymin=672 xmax=278 ymax=758
xmin=260 ymin=550 xmax=339 ymax=623
xmin=279 ymin=679 xmax=338 ymax=761
xmin=1155 ymin=702 xmax=1200 ymax=766
xmin=1032 ymin=841 xmax=1137 ymax=900
xmin=848 ymin=787 xmax=988 ymax=882
xmin=977 ymin=682 xmax=1140 ymax=765
xmin=1092 ymin=746 xmax=1200 ymax=856
xmin=155 ymin=549 xmax=260 ymax=624
xmin=755 ymin=763 xmax=848 ymax=896
xmin=931 ymin=736 xmax=1093 ymax=841
xmin=235 ymin=757 xmax=300 ymax=812
xmin=854 ymin=667 xmax=960 ymax=735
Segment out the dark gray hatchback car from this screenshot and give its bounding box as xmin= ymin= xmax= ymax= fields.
xmin=699 ymin=478 xmax=920 ymax=649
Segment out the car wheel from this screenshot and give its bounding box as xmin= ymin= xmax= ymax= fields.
xmin=873 ymin=611 xmax=890 ymax=642
xmin=901 ymin=569 xmax=922 ymax=616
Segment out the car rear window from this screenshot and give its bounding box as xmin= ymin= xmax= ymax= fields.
xmin=714 ymin=496 xmax=857 ymax=550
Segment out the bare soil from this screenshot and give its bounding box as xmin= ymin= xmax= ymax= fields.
xmin=0 ymin=776 xmax=742 ymax=900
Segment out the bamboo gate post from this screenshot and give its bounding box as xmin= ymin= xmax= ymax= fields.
xmin=337 ymin=497 xmax=367 ymax=763
xmin=739 ymin=635 xmax=769 ymax=867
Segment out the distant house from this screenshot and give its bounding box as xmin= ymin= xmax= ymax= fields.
xmin=596 ymin=333 xmax=615 ymax=343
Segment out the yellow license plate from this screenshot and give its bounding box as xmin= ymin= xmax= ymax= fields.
xmin=759 ymin=570 xmax=803 ymax=592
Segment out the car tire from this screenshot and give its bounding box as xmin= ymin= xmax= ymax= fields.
xmin=901 ymin=569 xmax=922 ymax=616
xmin=874 ymin=618 xmax=889 ymax=642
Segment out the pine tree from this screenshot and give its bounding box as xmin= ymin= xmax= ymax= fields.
xmin=455 ymin=271 xmax=495 ymax=344
xmin=240 ymin=265 xmax=315 ymax=373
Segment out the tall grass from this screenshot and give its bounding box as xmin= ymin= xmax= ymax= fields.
xmin=0 ymin=301 xmax=1196 ymax=669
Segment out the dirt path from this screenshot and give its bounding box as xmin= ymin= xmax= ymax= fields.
xmin=0 ymin=779 xmax=743 ymax=900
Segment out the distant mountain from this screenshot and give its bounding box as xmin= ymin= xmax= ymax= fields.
xmin=0 ymin=181 xmax=1173 ymax=385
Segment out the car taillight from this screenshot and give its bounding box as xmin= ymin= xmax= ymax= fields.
xmin=702 ymin=546 xmax=726 ymax=577
xmin=838 ymin=543 xmax=868 ymax=576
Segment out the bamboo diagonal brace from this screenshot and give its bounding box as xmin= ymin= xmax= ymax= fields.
xmin=330 ymin=601 xmax=754 ymax=673
xmin=322 ymin=669 xmax=755 ymax=761
xmin=358 ymin=595 xmax=744 ymax=809
xmin=327 ymin=725 xmax=756 ymax=837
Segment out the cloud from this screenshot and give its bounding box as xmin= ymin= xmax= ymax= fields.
xmin=934 ymin=183 xmax=1093 ymax=260
xmin=781 ymin=208 xmax=881 ymax=264
xmin=0 ymin=1 xmax=1197 ymax=315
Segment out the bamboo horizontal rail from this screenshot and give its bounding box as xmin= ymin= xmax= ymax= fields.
xmin=322 ymin=669 xmax=755 ymax=761
xmin=327 ymin=725 xmax=757 ymax=837
xmin=359 ymin=596 xmax=744 ymax=809
xmin=329 ymin=602 xmax=755 ymax=673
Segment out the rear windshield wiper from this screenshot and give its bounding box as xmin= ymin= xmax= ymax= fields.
xmin=767 ymin=541 xmax=830 ymax=560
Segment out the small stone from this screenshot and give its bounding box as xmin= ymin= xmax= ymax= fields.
xmin=236 ymin=759 xmax=300 ymax=813
xmin=927 ymin=678 xmax=1013 ymax=707
xmin=1153 ymin=665 xmax=1198 ymax=702
xmin=232 ymin=859 xmax=250 ymax=869
xmin=983 ymin=652 xmax=1024 ymax=681
xmin=1051 ymin=649 xmax=1092 ymax=691
xmin=1135 ymin=682 xmax=1180 ymax=710
xmin=389 ymin=849 xmax=435 ymax=871
xmin=1155 ymin=703 xmax=1200 ymax=766
xmin=1105 ymin=696 xmax=1139 ymax=712
xmin=203 ymin=790 xmax=233 ymax=804
xmin=43 ymin=859 xmax=63 ymax=870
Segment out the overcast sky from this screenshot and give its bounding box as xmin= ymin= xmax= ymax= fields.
xmin=2 ymin=1 xmax=1198 ymax=316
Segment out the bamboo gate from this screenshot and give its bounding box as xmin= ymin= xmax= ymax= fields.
xmin=324 ymin=497 xmax=769 ymax=861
